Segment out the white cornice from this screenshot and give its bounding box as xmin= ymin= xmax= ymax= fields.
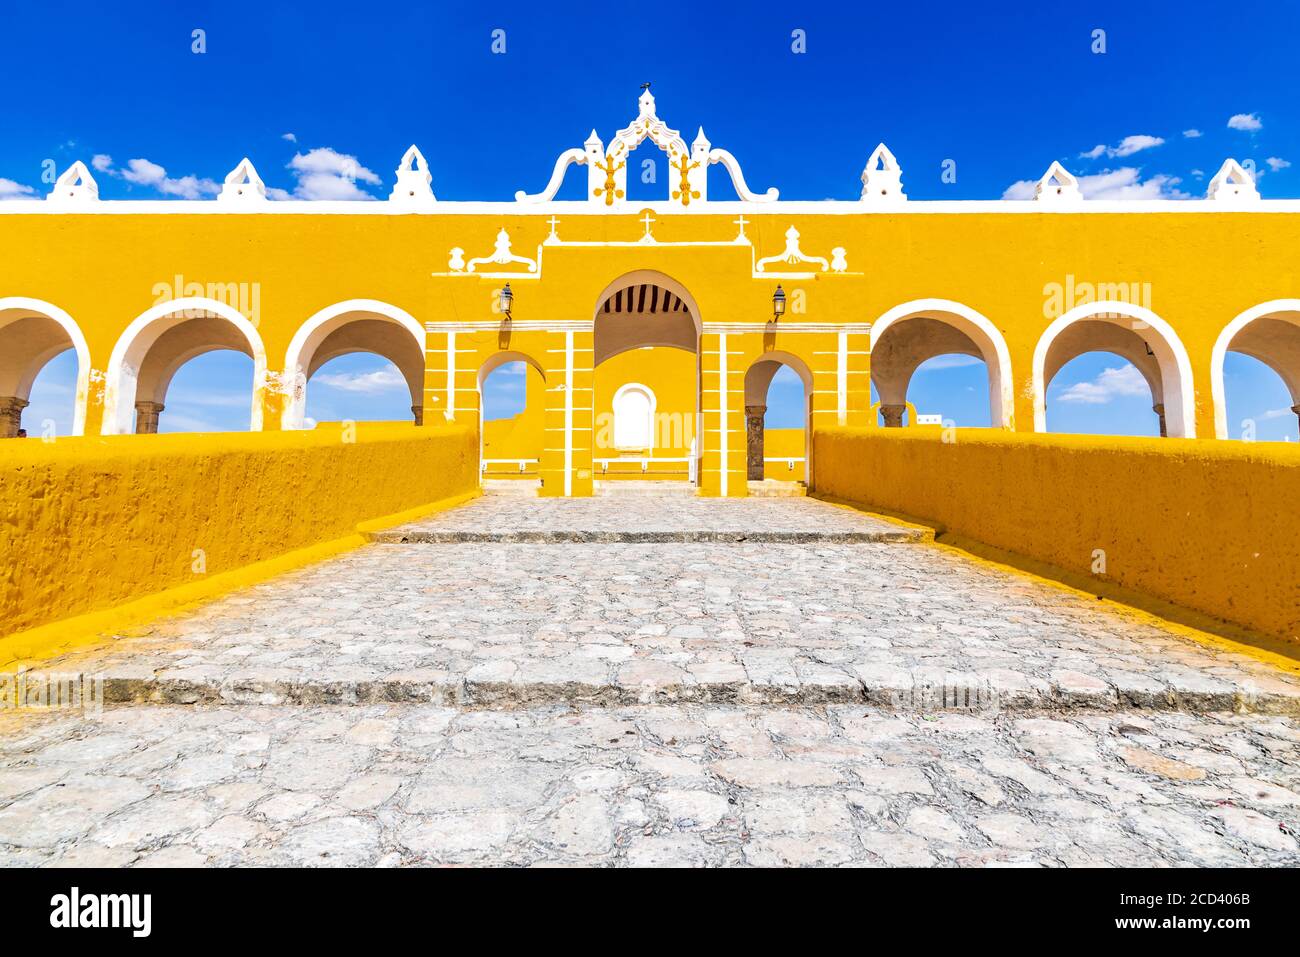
xmin=5 ymin=198 xmax=1299 ymax=216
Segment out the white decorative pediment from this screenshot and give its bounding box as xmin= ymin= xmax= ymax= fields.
xmin=860 ymin=143 xmax=906 ymax=201
xmin=390 ymin=145 xmax=436 ymax=205
xmin=1034 ymin=161 xmax=1082 ymax=202
xmin=1207 ymin=158 xmax=1260 ymax=201
xmin=515 ymin=88 xmax=778 ymax=207
xmin=46 ymin=161 xmax=99 ymax=203
xmin=218 ymin=157 xmax=267 ymax=203
xmin=757 ymin=226 xmax=830 ymax=273
xmin=460 ymin=229 xmax=538 ymax=274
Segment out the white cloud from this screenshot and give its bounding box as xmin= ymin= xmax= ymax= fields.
xmin=1079 ymin=135 xmax=1164 ymax=160
xmin=313 ymin=366 xmax=406 ymax=393
xmin=1260 ymin=407 xmax=1294 ymax=421
xmin=166 ymin=390 xmax=253 ymax=409
xmin=281 ymin=132 xmax=297 ymax=143
xmin=1190 ymin=168 xmax=1205 ymax=179
xmin=1228 ymin=112 xmax=1262 ymax=131
xmin=916 ymin=354 xmax=984 ymax=370
xmin=0 ymin=177 xmax=36 ymax=200
xmin=1182 ymin=129 xmax=1202 ymax=139
xmin=284 ymin=147 xmax=382 ymax=200
xmin=100 ymin=156 xmax=220 ymax=199
xmin=1001 ymin=166 xmax=1189 ymax=201
xmin=1055 ymin=364 xmax=1150 ymax=404
xmin=1266 ymin=157 xmax=1291 ymax=171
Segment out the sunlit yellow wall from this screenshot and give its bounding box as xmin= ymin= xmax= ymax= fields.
xmin=0 ymin=422 xmax=476 ymax=639
xmin=593 ymin=346 xmax=695 ymax=478
xmin=762 ymin=427 xmax=806 ymax=481
xmin=813 ymin=427 xmax=1300 ymax=643
xmin=481 ymin=359 xmax=545 ymax=475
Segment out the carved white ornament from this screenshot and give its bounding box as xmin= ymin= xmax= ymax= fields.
xmin=218 ymin=158 xmax=267 ymax=203
xmin=390 ymin=145 xmax=436 ymax=205
xmin=46 ymin=161 xmax=99 ymax=203
xmin=860 ymin=143 xmax=906 ymax=201
xmin=757 ymin=226 xmax=830 ymax=272
xmin=1207 ymin=159 xmax=1260 ymax=201
xmin=465 ymin=229 xmax=538 ymax=273
xmin=1034 ymin=161 xmax=1083 ymax=202
xmin=516 ymin=89 xmax=777 ymax=206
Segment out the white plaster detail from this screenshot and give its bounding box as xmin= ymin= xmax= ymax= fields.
xmin=830 ymin=247 xmax=848 ymax=272
xmin=1210 ymin=298 xmax=1300 ymax=438
xmin=757 ymin=226 xmax=830 ymax=272
xmin=466 ymin=229 xmax=539 ymax=273
xmin=46 ymin=161 xmax=99 ymax=204
xmin=448 ymin=247 xmax=466 ymax=271
xmin=0 ymin=297 xmax=93 ymax=435
xmin=389 ymin=145 xmax=436 ymax=205
xmin=1207 ymin=159 xmax=1260 ymax=202
xmin=515 ymin=147 xmax=588 ymax=204
xmin=218 ymin=158 xmax=268 ymax=203
xmin=860 ymin=144 xmax=906 ymax=202
xmin=1035 ymin=162 xmax=1083 ymax=202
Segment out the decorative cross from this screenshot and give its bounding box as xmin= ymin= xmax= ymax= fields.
xmin=546 ymin=215 xmax=561 ymax=242
xmin=640 ymin=210 xmax=656 ymax=241
xmin=733 ymin=214 xmax=749 ymax=241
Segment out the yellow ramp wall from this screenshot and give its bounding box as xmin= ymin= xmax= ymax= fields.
xmin=0 ymin=423 xmax=477 ymax=638
xmin=812 ymin=428 xmax=1300 ymax=644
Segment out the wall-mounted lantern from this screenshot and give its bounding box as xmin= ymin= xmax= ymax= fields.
xmin=499 ymin=283 xmax=514 ymax=319
xmin=772 ymin=285 xmax=786 ymax=320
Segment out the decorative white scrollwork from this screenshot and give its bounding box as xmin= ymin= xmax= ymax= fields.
xmin=757 ymin=226 xmax=830 ymax=272
xmin=390 ymin=145 xmax=436 ymax=204
xmin=860 ymin=143 xmax=906 ymax=202
xmin=1207 ymin=158 xmax=1260 ymax=201
xmin=46 ymin=161 xmax=98 ymax=203
xmin=1034 ymin=161 xmax=1082 ymax=202
xmin=464 ymin=229 xmax=538 ymax=273
xmin=218 ymin=157 xmax=268 ymax=204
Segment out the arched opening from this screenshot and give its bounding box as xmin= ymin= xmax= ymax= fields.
xmin=870 ymin=300 xmax=1013 ymax=429
xmin=1212 ymin=301 xmax=1300 ymax=441
xmin=283 ymin=300 xmax=425 ymax=429
xmin=744 ymin=353 xmax=812 ymax=487
xmin=1034 ymin=302 xmax=1194 ymax=438
xmin=103 ymin=298 xmax=267 ymax=435
xmin=0 ymin=298 xmax=91 ymax=438
xmin=478 ymin=352 xmax=546 ymax=481
xmin=592 ymin=271 xmax=701 ymax=483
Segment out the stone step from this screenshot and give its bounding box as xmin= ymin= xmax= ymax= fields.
xmin=747 ymin=480 xmax=807 ymax=498
xmin=481 ymin=479 xmax=541 ymax=496
xmin=38 ymin=666 xmax=1300 ymax=715
xmin=367 ymin=527 xmax=924 ymax=543
xmin=593 ymin=480 xmax=697 ymax=498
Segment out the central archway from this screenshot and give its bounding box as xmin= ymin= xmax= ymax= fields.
xmin=592 ymin=271 xmax=701 ymax=483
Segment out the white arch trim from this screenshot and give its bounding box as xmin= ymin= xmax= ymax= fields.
xmin=0 ymin=297 xmax=93 ymax=436
xmin=870 ymin=299 xmax=1015 ymax=429
xmin=103 ymin=297 xmax=268 ymax=435
xmin=1033 ymin=300 xmax=1196 ymax=438
xmin=1211 ymin=299 xmax=1300 ymax=439
xmin=592 ymin=270 xmax=704 ymax=333
xmin=281 ymin=299 xmax=426 ymax=429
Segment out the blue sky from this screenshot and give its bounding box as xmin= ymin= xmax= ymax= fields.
xmin=4 ymin=1 xmax=1297 ymax=440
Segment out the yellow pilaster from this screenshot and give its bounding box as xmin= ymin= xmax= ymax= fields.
xmin=700 ymin=331 xmax=746 ymax=496
xmin=540 ymin=327 xmax=594 ymax=496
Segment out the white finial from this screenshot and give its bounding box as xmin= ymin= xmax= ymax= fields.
xmin=1034 ymin=161 xmax=1082 ymax=202
xmin=860 ymin=143 xmax=906 ymax=201
xmin=584 ymin=129 xmax=603 ymax=149
xmin=46 ymin=161 xmax=99 ymax=203
xmin=1207 ymin=158 xmax=1260 ymax=201
xmin=638 ymin=85 xmax=656 ymax=117
xmin=218 ymin=157 xmax=267 ymax=203
xmin=390 ymin=144 xmax=436 ymax=204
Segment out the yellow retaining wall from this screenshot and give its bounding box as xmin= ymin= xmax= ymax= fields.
xmin=813 ymin=428 xmax=1300 ymax=644
xmin=0 ymin=422 xmax=477 ymax=642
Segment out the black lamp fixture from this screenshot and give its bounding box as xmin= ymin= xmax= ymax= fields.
xmin=499 ymin=283 xmax=514 ymax=319
xmin=772 ymin=285 xmax=786 ymax=320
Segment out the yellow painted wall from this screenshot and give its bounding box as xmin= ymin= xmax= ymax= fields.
xmin=762 ymin=427 xmax=806 ymax=481
xmin=813 ymin=427 xmax=1300 ymax=644
xmin=481 ymin=359 xmax=545 ymax=475
xmin=0 ymin=422 xmax=476 ymax=639
xmin=593 ymin=346 xmax=696 ymax=478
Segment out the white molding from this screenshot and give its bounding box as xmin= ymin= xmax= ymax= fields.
xmin=46 ymin=161 xmax=98 ymax=204
xmin=860 ymin=144 xmax=906 ymax=202
xmin=217 ymin=158 xmax=268 ymax=204
xmin=1032 ymin=300 xmax=1197 ymax=438
xmin=0 ymin=296 xmax=93 ymax=435
xmin=1207 ymin=158 xmax=1261 ymax=202
xmin=1210 ymin=298 xmax=1300 ymax=438
xmin=1035 ymin=162 xmax=1082 ymax=203
xmin=390 ymin=145 xmax=436 ymax=205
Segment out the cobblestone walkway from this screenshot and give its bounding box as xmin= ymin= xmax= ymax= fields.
xmin=369 ymin=493 xmax=924 ymax=542
xmin=28 ymin=493 xmax=1300 ymax=711
xmin=1 ymin=704 xmax=1297 ymax=867
xmin=6 ymin=491 xmax=1300 ymax=867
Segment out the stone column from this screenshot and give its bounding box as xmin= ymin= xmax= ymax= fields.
xmin=745 ymin=404 xmax=766 ymax=481
xmin=411 ymin=405 xmax=423 ymax=426
xmin=1152 ymin=403 xmax=1167 ymax=438
xmin=880 ymin=404 xmax=906 ymax=428
xmin=134 ymin=401 xmax=164 ymax=434
xmin=0 ymin=397 xmax=29 ymax=438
